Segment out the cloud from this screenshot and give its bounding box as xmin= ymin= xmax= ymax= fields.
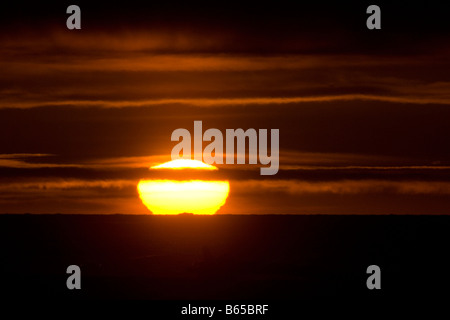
xmin=0 ymin=154 xmax=168 ymax=169
xmin=0 ymin=153 xmax=76 ymax=169
xmin=280 ymin=165 xmax=450 ymax=170
xmin=0 ymin=179 xmax=135 ymax=191
xmin=0 ymin=153 xmax=53 ymax=158
xmin=1 ymin=52 xmax=431 ymax=73
xmin=0 ymin=159 xmax=79 ymax=169
xmin=1 ymin=32 xmax=450 ymax=110
xmin=2 ymin=152 xmax=448 ymax=173
xmin=0 ymin=31 xmax=233 ymax=56
xmin=3 ymin=177 xmax=449 ymax=196
xmin=233 ymin=179 xmax=450 ymax=195
xmin=2 ymin=94 xmax=450 ymax=110
xmin=82 ymin=155 xmax=171 ymax=169
xmin=1 ymin=177 xmax=449 ymax=214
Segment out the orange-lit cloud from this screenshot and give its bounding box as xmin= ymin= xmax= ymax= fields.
xmin=1 ymin=31 xmax=450 ymax=110
xmin=1 ymin=177 xmax=450 ymax=215
xmin=3 ymin=94 xmax=450 ymax=110
xmin=0 ymin=154 xmax=170 ymax=169
xmin=233 ymin=179 xmax=450 ymax=195
xmin=2 ymin=152 xmax=449 ymax=172
xmin=0 ymin=179 xmax=135 ymax=191
xmin=1 ymin=177 xmax=450 ymax=195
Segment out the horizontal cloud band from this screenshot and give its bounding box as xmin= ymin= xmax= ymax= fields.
xmin=1 ymin=178 xmax=450 ymax=195
xmin=2 ymin=94 xmax=450 ymax=110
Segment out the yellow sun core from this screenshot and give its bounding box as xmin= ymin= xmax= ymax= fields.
xmin=137 ymin=160 xmax=229 ymax=215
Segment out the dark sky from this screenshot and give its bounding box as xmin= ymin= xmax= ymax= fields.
xmin=1 ymin=1 xmax=450 ymax=214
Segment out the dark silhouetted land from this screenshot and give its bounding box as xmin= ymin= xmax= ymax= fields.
xmin=0 ymin=214 xmax=449 ymax=299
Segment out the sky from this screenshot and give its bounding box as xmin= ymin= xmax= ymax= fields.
xmin=1 ymin=1 xmax=450 ymax=214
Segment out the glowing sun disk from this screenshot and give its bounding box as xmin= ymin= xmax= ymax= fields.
xmin=151 ymin=159 xmax=217 ymax=170
xmin=138 ymin=159 xmax=229 ymax=215
xmin=137 ymin=180 xmax=229 ymax=215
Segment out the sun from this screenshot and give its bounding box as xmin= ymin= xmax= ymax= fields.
xmin=151 ymin=159 xmax=217 ymax=170
xmin=137 ymin=159 xmax=229 ymax=215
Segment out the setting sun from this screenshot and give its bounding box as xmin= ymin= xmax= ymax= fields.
xmin=151 ymin=159 xmax=217 ymax=170
xmin=137 ymin=160 xmax=229 ymax=215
